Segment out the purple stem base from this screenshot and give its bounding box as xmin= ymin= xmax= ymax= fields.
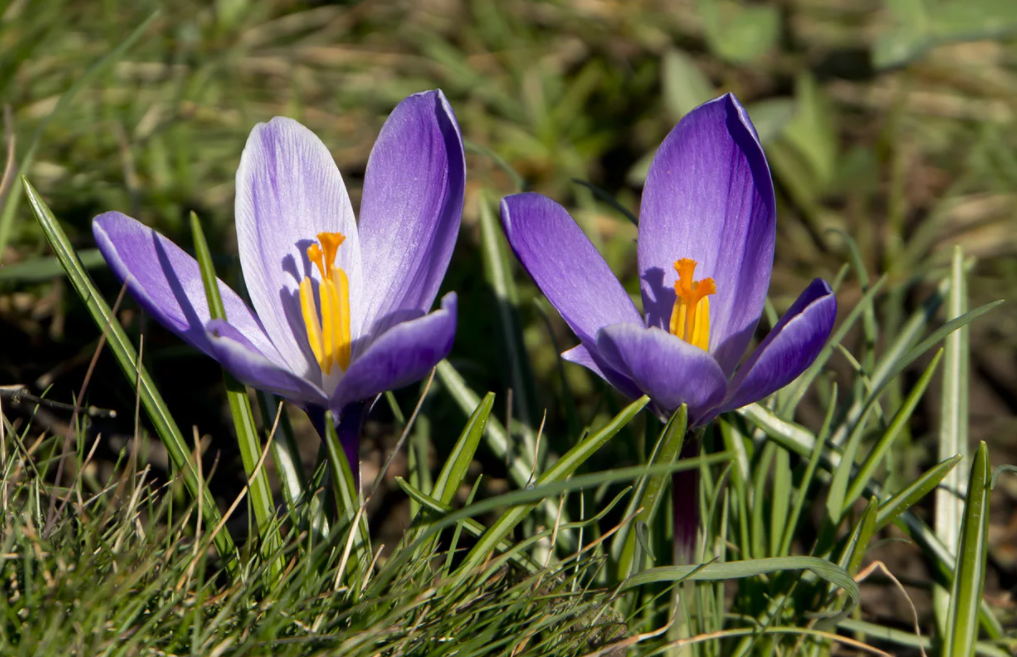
xmin=305 ymin=400 xmax=368 ymax=490
xmin=672 ymin=439 xmax=700 ymax=565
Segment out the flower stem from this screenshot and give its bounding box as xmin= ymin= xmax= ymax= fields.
xmin=670 ymin=437 xmax=701 ymax=657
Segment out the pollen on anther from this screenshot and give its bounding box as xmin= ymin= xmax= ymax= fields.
xmin=307 ymin=243 xmax=326 ymax=279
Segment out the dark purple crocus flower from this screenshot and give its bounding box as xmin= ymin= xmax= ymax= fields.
xmin=501 ymin=93 xmax=836 ymax=427
xmin=501 ymin=93 xmax=837 ymax=560
xmin=92 ymin=90 xmax=465 ymax=479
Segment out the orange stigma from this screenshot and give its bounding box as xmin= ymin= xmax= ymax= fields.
xmin=669 ymin=258 xmax=715 ymax=351
xmin=299 ymin=232 xmax=351 ymax=375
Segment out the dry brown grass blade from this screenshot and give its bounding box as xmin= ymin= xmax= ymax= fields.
xmin=854 ymin=560 xmax=928 ymax=657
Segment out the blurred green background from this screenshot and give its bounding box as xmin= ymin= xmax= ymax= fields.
xmin=1 ymin=0 xmax=1016 ymax=630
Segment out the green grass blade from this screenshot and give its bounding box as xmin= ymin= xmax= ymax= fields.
xmin=778 ymin=384 xmax=836 ymax=557
xmin=612 ymin=404 xmax=688 ymax=579
xmin=323 ymin=412 xmax=369 ymax=574
xmin=456 ymin=395 xmax=649 ymax=574
xmin=435 ymin=359 xmax=575 ymax=550
xmin=992 ymin=465 xmax=1017 ymax=490
xmin=828 ymin=297 xmax=998 ymax=476
xmin=478 ymin=190 xmax=537 ymax=433
xmin=395 ymin=476 xmax=539 ymax=572
xmin=844 ymin=350 xmax=942 ymax=508
xmin=255 ymin=390 xmax=318 ymax=531
xmin=838 ymin=620 xmax=1012 ymax=657
xmin=431 ymin=391 xmax=495 ymax=505
xmin=751 ymin=441 xmax=776 ymax=560
xmin=633 ymin=405 xmax=688 ymax=525
xmin=944 ymin=442 xmax=991 ymax=657
xmin=621 ymin=556 xmax=860 ymax=620
xmin=370 ymin=453 xmax=730 ymax=595
xmin=936 ymin=245 xmax=971 ymax=630
xmin=738 ymin=403 xmax=821 ymax=459
xmin=719 ymin=421 xmax=752 ymax=560
xmin=769 ymin=445 xmax=791 ymax=558
xmin=443 ymin=476 xmax=482 ymax=578
xmin=899 ymin=301 xmax=1001 ymax=384
xmin=828 ymin=350 xmax=943 ymax=525
xmin=0 ymin=13 xmax=159 ymax=260
xmin=780 ymin=275 xmax=886 ymax=417
xmin=826 ymin=394 xmax=879 ymax=525
xmin=741 ymin=400 xmax=1004 ymax=636
xmin=837 ymin=496 xmax=878 ymax=578
xmin=22 ymin=177 xmax=237 ymax=569
xmin=829 ymin=273 xmax=951 ymax=446
xmin=835 ymin=231 xmax=878 ymax=363
xmin=876 ymin=454 xmax=963 ymax=530
xmin=190 ymin=213 xmax=282 ymax=585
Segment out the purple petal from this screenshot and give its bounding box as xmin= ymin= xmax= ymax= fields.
xmin=235 ymin=116 xmax=363 ymax=380
xmin=355 ymin=90 xmax=465 ymax=345
xmin=596 ymin=323 xmax=728 ymax=423
xmin=92 ymin=211 xmax=284 ymax=366
xmin=501 ymin=193 xmax=642 ymax=346
xmin=719 ymin=279 xmax=837 ymax=413
xmin=331 ymin=293 xmax=457 ymax=408
xmin=562 ymin=344 xmax=644 ymax=401
xmin=638 ymin=93 xmax=776 ymax=376
xmin=206 ymin=320 xmax=326 ymax=404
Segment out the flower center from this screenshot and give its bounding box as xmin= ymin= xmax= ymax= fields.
xmin=669 ymin=258 xmax=715 ymax=351
xmin=299 ymin=232 xmax=351 ymax=375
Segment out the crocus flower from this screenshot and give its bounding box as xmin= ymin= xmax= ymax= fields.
xmin=501 ymin=93 xmax=836 ymax=429
xmin=502 ymin=94 xmax=836 ymax=561
xmin=92 ymin=90 xmax=465 ymax=478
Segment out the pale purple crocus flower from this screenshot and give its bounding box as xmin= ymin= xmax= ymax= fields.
xmin=92 ymin=90 xmax=465 ymax=480
xmin=501 ymin=93 xmax=836 ymax=560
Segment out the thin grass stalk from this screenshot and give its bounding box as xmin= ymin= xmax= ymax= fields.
xmin=190 ymin=213 xmax=283 ymax=585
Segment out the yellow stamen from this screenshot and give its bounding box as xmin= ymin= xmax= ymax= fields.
xmin=669 ymin=258 xmax=716 ymax=351
xmin=300 ymin=232 xmax=352 ymax=375
xmin=307 ymin=244 xmax=326 ymax=280
xmin=319 ymin=279 xmax=337 ymax=376
xmin=299 ymin=278 xmax=326 ymax=371
xmin=690 ymin=296 xmax=710 ymax=350
xmin=332 ymin=268 xmax=351 ymax=370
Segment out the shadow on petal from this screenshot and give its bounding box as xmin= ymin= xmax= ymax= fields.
xmin=640 ymin=266 xmax=674 ymax=331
